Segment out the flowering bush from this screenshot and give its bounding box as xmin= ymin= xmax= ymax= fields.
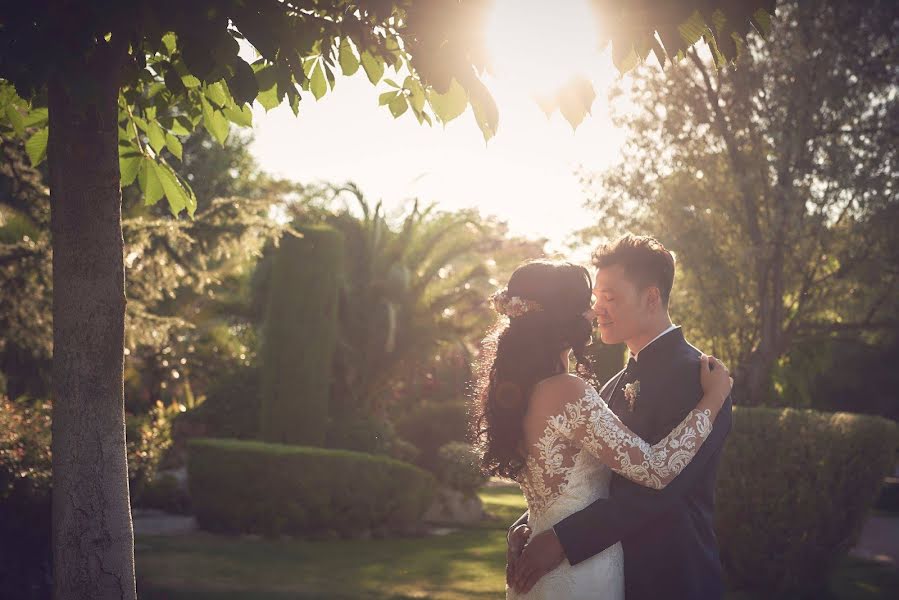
xmin=0 ymin=396 xmax=52 ymax=599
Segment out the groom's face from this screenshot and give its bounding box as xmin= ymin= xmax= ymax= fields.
xmin=592 ymin=264 xmax=652 ymax=345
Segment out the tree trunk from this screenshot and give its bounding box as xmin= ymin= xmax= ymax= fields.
xmin=737 ymin=349 xmax=777 ymax=407
xmin=48 ymin=44 xmax=136 ymax=600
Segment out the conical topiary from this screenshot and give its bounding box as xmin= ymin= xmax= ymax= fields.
xmin=259 ymin=225 xmax=343 ymax=446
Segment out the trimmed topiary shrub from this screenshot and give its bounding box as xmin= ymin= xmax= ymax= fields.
xmin=435 ymin=441 xmax=488 ymax=496
xmin=138 ymin=471 xmax=191 ymax=514
xmin=259 ymin=226 xmax=343 ymax=446
xmin=188 ymin=438 xmax=435 ymax=537
xmin=716 ymin=406 xmax=898 ymax=598
xmin=394 ymin=400 xmax=468 ymax=473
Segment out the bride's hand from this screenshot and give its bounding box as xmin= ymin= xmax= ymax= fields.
xmin=699 ymin=355 xmax=732 ymax=414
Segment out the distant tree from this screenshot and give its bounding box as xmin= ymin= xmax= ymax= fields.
xmin=580 ymin=0 xmax=898 ymax=405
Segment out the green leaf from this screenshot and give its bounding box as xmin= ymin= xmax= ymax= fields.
xmin=132 ymin=115 xmax=149 ymax=132
xmin=203 ymin=81 xmax=228 ymax=107
xmin=751 ymin=8 xmax=773 ymax=36
xmin=256 ymin=85 xmax=280 ymax=111
xmin=161 ymin=32 xmax=177 ymax=55
xmin=310 ymin=60 xmax=327 ymax=100
xmin=164 ymin=132 xmax=183 ymax=160
xmin=167 ymin=116 xmax=191 ymax=136
xmin=204 ymin=82 xmax=229 ymax=108
xmin=229 ymin=59 xmax=259 ymax=105
xmin=288 ymin=89 xmax=301 ymax=116
xmin=23 ymin=108 xmax=48 ymax=128
xmin=324 ymin=62 xmax=336 ymax=90
xmin=405 ymin=77 xmax=425 ymax=113
xmin=388 ymin=94 xmax=408 ymax=118
xmin=4 ymin=104 xmax=25 ymax=136
xmin=155 ymin=161 xmax=190 ymax=216
xmin=302 ymin=56 xmax=317 ymax=79
xmin=612 ymin=37 xmax=639 ymax=73
xmin=469 ymin=81 xmax=498 ymax=141
xmin=361 ymin=51 xmax=384 ymax=85
xmin=25 ymin=127 xmax=48 ymax=166
xmin=119 ymin=149 xmax=142 ymax=187
xmin=428 ymin=78 xmax=467 ymax=124
xmin=146 ymin=122 xmax=166 ymax=153
xmin=338 ymin=37 xmax=359 ymax=76
xmin=378 ymin=91 xmax=399 ymax=106
xmin=138 ymin=157 xmax=164 ymax=206
xmin=384 ymin=78 xmax=400 ymax=88
xmin=222 ymin=104 xmax=253 ymax=127
xmin=679 ymin=11 xmax=709 ymax=48
xmin=558 ymin=77 xmax=596 ymax=130
xmin=200 ymin=96 xmax=230 ymax=145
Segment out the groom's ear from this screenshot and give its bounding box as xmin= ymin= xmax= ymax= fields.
xmin=646 ymin=286 xmax=662 ymax=312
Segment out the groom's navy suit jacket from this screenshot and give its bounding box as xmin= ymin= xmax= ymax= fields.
xmin=515 ymin=328 xmax=733 ymax=600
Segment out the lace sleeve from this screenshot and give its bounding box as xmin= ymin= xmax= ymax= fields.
xmin=552 ymin=385 xmax=713 ymax=490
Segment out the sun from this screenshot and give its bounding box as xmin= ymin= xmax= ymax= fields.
xmin=484 ymin=0 xmax=605 ymax=98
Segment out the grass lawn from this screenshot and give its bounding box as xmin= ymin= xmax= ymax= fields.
xmin=136 ymin=485 xmax=899 ymax=600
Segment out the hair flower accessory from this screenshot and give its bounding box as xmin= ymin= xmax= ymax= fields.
xmin=490 ymin=289 xmax=543 ymax=318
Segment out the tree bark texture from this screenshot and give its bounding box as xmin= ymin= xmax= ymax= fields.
xmin=48 ymin=44 xmax=136 ymax=600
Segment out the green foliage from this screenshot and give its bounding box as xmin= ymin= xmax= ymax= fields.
xmin=0 ymin=396 xmax=51 ymax=599
xmin=325 ymin=411 xmax=397 ymax=456
xmin=126 ymin=400 xmax=176 ymax=501
xmin=435 ymin=441 xmax=488 ymax=496
xmin=259 ymin=226 xmax=343 ymax=446
xmin=288 ymin=186 xmax=542 ymax=425
xmin=0 ymin=128 xmax=289 ymax=412
xmin=775 ymin=337 xmax=899 ymax=421
xmin=394 ymin=400 xmax=470 ymax=473
xmin=716 ymin=406 xmax=898 ymax=597
xmin=188 ymin=437 xmax=435 ymax=537
xmin=138 ymin=471 xmax=191 ymax=515
xmin=178 ymin=365 xmax=261 ymax=441
xmin=0 ymin=394 xmax=182 ymax=596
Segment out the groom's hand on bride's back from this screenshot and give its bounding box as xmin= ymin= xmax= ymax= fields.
xmin=509 ymin=529 xmax=566 ymax=593
xmin=506 ymin=524 xmax=531 ymax=586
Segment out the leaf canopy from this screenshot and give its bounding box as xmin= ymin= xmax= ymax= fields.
xmin=0 ymin=0 xmax=775 ymax=215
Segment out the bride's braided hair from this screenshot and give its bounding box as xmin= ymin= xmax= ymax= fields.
xmin=471 ymin=260 xmax=598 ymax=479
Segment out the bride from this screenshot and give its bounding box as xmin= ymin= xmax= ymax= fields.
xmin=471 ymin=260 xmax=732 ymax=600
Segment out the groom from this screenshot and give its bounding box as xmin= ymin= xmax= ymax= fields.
xmin=506 ymin=234 xmax=733 ymax=599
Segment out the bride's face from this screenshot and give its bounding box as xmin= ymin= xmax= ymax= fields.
xmin=592 ymin=265 xmax=653 ymax=344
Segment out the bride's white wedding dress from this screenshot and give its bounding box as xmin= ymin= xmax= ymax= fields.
xmin=508 ymin=382 xmax=712 ymax=600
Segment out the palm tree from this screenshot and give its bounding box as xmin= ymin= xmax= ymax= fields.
xmin=295 ymin=184 xmax=492 ymax=417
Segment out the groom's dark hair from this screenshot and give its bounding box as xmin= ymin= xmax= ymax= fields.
xmin=593 ymin=234 xmax=676 ymax=306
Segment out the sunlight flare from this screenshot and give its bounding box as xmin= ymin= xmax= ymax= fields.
xmin=485 ymin=0 xmax=604 ymax=98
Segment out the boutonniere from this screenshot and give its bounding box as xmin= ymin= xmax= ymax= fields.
xmin=623 ymin=381 xmax=641 ymax=412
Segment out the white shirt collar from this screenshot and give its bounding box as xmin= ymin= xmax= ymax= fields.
xmin=630 ymin=324 xmax=679 ymax=361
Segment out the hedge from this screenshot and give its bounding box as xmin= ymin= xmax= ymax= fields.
xmin=188 ymin=438 xmax=435 ymax=537
xmin=716 ymin=406 xmax=897 ymax=598
xmin=259 ymin=226 xmax=343 ymax=446
xmin=394 ymin=400 xmax=468 ymax=473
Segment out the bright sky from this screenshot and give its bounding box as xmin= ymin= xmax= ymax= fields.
xmin=248 ymin=0 xmax=637 ymax=254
